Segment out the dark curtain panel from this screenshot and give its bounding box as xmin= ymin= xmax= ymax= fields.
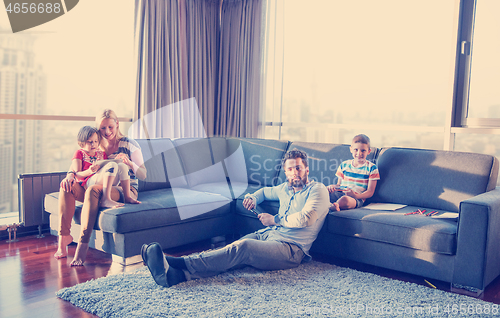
xmin=215 ymin=0 xmax=264 ymax=137
xmin=134 ymin=0 xmax=265 ymax=138
xmin=134 ymin=0 xmax=219 ymax=138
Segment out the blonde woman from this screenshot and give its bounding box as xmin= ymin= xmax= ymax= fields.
xmin=55 ymin=109 xmax=147 ymax=266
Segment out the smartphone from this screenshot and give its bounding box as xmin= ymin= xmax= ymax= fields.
xmin=250 ymin=208 xmax=261 ymax=215
xmin=335 ymin=186 xmax=349 ymax=191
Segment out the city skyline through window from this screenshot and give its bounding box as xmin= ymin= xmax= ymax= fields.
xmin=264 ymin=0 xmax=459 ymax=148
xmin=0 ymin=1 xmax=134 ymax=213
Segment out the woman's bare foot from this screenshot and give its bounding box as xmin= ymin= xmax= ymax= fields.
xmin=329 ymin=202 xmax=340 ymax=211
xmin=54 ymin=235 xmax=73 ymax=259
xmin=100 ymin=198 xmax=124 ymax=209
xmin=70 ymin=242 xmax=89 ymax=266
xmin=124 ymin=196 xmax=141 ymax=204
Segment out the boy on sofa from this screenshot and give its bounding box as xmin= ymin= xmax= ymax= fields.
xmin=327 ymin=134 xmax=380 ymax=211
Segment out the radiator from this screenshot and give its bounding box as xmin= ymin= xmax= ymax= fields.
xmin=18 ymin=172 xmax=66 ymax=227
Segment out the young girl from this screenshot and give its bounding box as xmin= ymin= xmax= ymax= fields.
xmin=70 ymin=126 xmax=131 ymax=209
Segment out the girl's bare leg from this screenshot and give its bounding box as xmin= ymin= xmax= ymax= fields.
xmin=100 ymin=174 xmax=124 ymax=208
xmin=121 ymin=179 xmax=141 ymax=204
xmin=116 ymin=163 xmax=140 ymax=204
xmin=91 ymin=162 xmax=123 ymax=209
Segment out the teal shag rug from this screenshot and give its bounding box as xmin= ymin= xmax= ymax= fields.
xmin=56 ymin=261 xmax=496 ymax=317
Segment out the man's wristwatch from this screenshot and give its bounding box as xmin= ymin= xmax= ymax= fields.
xmin=274 ymin=214 xmax=281 ymax=225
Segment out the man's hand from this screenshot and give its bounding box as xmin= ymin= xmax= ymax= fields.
xmin=258 ymin=213 xmax=277 ymax=226
xmin=242 ymin=197 xmax=255 ymax=210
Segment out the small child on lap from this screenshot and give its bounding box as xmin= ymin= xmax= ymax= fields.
xmin=70 ymin=126 xmax=136 ymax=209
xmin=327 ymin=134 xmax=380 ymax=211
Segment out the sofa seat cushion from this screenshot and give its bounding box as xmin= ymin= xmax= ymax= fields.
xmin=327 ymin=205 xmax=457 ymax=255
xmin=45 ymin=188 xmax=231 ymax=234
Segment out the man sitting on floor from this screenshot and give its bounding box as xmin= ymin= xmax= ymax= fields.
xmin=141 ymin=148 xmax=330 ymax=287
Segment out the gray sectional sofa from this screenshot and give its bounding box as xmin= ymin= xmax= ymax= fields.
xmin=43 ymin=137 xmax=500 ymax=294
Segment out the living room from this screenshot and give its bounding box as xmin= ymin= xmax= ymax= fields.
xmin=1 ymin=0 xmax=500 ymax=317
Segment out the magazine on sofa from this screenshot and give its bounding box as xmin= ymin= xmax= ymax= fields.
xmin=363 ymin=203 xmax=407 ymax=211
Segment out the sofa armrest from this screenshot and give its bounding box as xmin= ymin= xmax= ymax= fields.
xmin=453 ymin=187 xmax=500 ymax=290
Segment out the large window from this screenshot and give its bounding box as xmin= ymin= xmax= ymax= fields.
xmin=264 ymin=0 xmax=459 ymax=148
xmin=32 ymin=1 xmax=135 ymax=118
xmin=0 ymin=1 xmax=134 ymax=214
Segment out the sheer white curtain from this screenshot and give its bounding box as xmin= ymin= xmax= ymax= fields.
xmin=134 ymin=0 xmax=266 ymax=139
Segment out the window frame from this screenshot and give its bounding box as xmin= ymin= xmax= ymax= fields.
xmin=451 ymin=0 xmax=498 ymax=129
xmin=458 ymin=0 xmax=500 ymax=128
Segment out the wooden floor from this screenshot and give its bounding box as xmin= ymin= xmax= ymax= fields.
xmin=1 ymin=235 xmax=500 ymax=318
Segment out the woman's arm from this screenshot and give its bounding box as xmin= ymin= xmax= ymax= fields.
xmin=130 ymin=148 xmax=147 ymax=180
xmin=115 ymin=149 xmax=147 ymax=180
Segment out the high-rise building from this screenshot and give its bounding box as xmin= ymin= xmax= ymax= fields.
xmin=0 ymin=31 xmax=46 ymax=213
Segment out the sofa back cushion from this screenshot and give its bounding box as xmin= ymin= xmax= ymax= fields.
xmin=172 ymin=138 xmax=226 ymax=188
xmin=372 ymin=147 xmax=499 ymax=212
xmin=209 ymin=137 xmax=228 ymax=164
xmin=209 ymin=137 xmax=248 ymax=186
xmin=276 ymin=142 xmax=379 ymax=186
xmin=136 ymin=138 xmax=188 ymax=191
xmin=227 ymin=138 xmax=290 ymax=187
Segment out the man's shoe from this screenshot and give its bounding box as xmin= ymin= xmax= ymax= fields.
xmin=140 ymin=244 xmax=148 ymax=265
xmin=141 ymin=242 xmax=169 ymax=287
